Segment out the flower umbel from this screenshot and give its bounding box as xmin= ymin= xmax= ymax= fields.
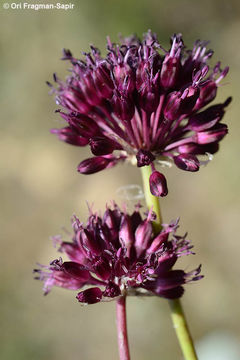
xmin=49 ymin=31 xmax=231 ymax=196
xmin=34 ymin=204 xmax=202 ymax=304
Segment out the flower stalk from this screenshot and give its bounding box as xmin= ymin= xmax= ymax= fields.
xmin=169 ymin=299 xmax=198 ymax=360
xmin=140 ymin=165 xmax=198 ymax=360
xmin=116 ymin=296 xmax=131 ymax=360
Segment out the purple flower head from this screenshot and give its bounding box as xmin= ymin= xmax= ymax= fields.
xmin=49 ymin=31 xmax=231 ymax=196
xmin=34 ymin=204 xmax=203 ymax=304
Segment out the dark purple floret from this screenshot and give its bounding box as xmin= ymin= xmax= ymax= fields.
xmin=136 ymin=149 xmax=156 ymax=167
xmin=34 ymin=204 xmax=202 ymax=304
xmin=149 ymin=170 xmax=168 ymax=196
xmin=49 ymin=31 xmax=231 ymax=196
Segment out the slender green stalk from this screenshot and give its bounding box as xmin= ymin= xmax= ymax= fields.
xmin=140 ymin=165 xmax=198 ymax=360
xmin=169 ymin=299 xmax=198 ymax=360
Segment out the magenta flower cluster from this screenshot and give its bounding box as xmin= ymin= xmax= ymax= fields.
xmin=34 ymin=204 xmax=202 ymax=304
xmin=49 ymin=31 xmax=230 ymax=196
xmin=35 ymin=31 xmax=231 ymax=309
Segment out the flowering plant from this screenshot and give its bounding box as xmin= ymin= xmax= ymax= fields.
xmin=35 ymin=31 xmax=230 ymax=360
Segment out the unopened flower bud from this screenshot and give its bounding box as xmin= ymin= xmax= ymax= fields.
xmin=89 ymin=136 xmax=116 ymax=156
xmin=77 ymin=287 xmax=102 ymax=304
xmin=149 ymin=171 xmax=168 ymax=197
xmin=77 ymin=156 xmax=114 ymax=174
xmin=173 ymin=154 xmax=199 ymax=172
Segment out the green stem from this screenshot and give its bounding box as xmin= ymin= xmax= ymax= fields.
xmin=169 ymin=299 xmax=198 ymax=360
xmin=140 ymin=165 xmax=198 ymax=360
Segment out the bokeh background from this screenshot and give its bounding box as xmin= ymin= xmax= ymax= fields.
xmin=1 ymin=0 xmax=240 ymax=359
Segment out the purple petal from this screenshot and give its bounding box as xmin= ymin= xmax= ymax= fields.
xmin=62 ymin=262 xmax=90 ymax=281
xmin=134 ymin=220 xmax=153 ymax=256
xmin=138 ymin=84 xmax=160 ymax=113
xmin=61 ymin=89 xmax=91 ymax=114
xmin=119 ymin=215 xmax=134 ymax=249
xmin=164 ymin=91 xmax=181 ymax=121
xmin=51 ymin=127 xmax=89 ymax=146
xmin=194 ymin=81 xmax=217 ymax=110
xmin=103 ymin=207 xmax=122 ymax=229
xmin=130 ymin=210 xmax=143 ymax=233
xmin=154 ymin=270 xmax=186 ymax=290
xmin=93 ymin=258 xmax=112 ymax=280
xmin=102 ymin=208 xmax=122 ymax=245
xmin=179 ymin=85 xmax=199 ymax=115
xmin=177 ymin=142 xmax=219 ymax=155
xmin=93 ymin=62 xmax=114 ymax=98
xmin=79 ymin=229 xmax=103 ymax=256
xmin=160 ymin=34 xmax=182 ymax=89
xmin=155 ymin=286 xmax=184 ymax=299
xmin=43 ymin=270 xmax=86 ymax=292
xmin=155 ymin=255 xmax=178 ymax=273
xmin=147 ymin=231 xmax=169 ymax=254
xmin=111 ymin=92 xmax=135 ymax=121
xmin=188 ymin=104 xmax=224 ymax=131
xmin=196 ymin=123 xmax=228 ymax=144
xmin=59 ymin=242 xmax=87 ymax=265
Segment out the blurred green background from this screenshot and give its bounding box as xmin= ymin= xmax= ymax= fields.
xmin=0 ymin=0 xmax=240 ymax=359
